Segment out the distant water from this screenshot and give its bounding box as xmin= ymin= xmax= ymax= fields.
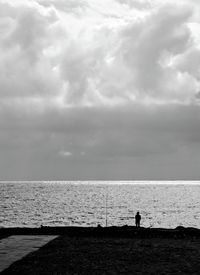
xmin=0 ymin=181 xmax=199 ymax=229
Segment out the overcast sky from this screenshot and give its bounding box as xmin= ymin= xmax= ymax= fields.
xmin=1 ymin=0 xmax=200 ymax=180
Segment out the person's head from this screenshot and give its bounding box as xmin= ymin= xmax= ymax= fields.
xmin=137 ymin=211 xmax=139 ymax=214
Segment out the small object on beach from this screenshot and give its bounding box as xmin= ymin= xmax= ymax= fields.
xmin=135 ymin=211 xmax=141 ymax=228
xmin=97 ymin=224 xmax=102 ymax=228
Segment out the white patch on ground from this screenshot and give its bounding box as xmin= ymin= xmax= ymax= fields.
xmin=0 ymin=235 xmax=58 ymax=272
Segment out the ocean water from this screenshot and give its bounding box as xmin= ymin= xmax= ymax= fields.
xmin=0 ymin=181 xmax=199 ymax=229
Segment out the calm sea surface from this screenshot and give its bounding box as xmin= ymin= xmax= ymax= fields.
xmin=0 ymin=181 xmax=199 ymax=229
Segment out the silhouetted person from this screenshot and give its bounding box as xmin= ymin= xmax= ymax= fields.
xmin=135 ymin=211 xmax=141 ymax=227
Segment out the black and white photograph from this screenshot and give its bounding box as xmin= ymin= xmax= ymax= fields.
xmin=0 ymin=0 xmax=200 ymax=274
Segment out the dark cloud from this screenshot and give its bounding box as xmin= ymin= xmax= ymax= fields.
xmin=1 ymin=104 xmax=200 ymax=179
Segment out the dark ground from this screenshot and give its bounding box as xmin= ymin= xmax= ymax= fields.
xmin=1 ymin=231 xmax=200 ymax=275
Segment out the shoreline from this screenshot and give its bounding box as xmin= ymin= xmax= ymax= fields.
xmin=1 ymin=225 xmax=200 ymax=239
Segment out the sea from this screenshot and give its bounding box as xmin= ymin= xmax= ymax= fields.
xmin=0 ymin=181 xmax=199 ymax=229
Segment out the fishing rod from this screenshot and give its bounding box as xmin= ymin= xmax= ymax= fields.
xmin=105 ymin=188 xmax=108 ymax=227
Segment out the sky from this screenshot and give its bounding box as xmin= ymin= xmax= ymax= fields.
xmin=0 ymin=0 xmax=200 ymax=180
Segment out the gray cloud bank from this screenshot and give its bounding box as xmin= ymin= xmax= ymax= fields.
xmin=0 ymin=0 xmax=200 ymax=180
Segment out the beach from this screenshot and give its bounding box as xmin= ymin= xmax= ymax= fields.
xmin=1 ymin=226 xmax=200 ymax=274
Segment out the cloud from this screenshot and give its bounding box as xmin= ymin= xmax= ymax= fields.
xmin=115 ymin=0 xmax=152 ymax=10
xmin=0 ymin=0 xmax=199 ymax=106
xmin=1 ymin=0 xmax=200 ymax=179
xmin=1 ymin=104 xmax=200 ymax=157
xmin=37 ymin=0 xmax=87 ymax=13
xmin=1 ymin=103 xmax=200 ymax=179
xmin=59 ymin=151 xmax=72 ymax=157
xmin=119 ymin=4 xmax=193 ymax=98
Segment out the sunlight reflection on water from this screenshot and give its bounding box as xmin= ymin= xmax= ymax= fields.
xmin=0 ymin=181 xmax=199 ymax=228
